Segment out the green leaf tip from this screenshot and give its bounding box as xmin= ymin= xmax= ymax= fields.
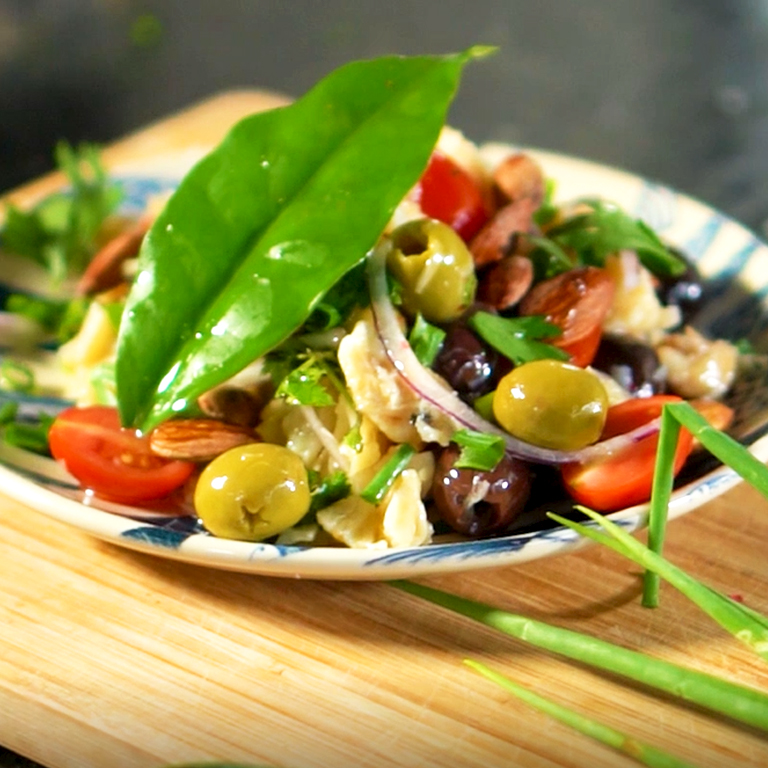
xmin=116 ymin=50 xmax=489 ymax=429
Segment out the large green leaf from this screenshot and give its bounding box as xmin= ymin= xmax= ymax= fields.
xmin=116 ymin=48 xmax=490 ymax=429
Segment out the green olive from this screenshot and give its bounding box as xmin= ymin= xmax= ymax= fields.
xmin=492 ymin=359 xmax=609 ymax=451
xmin=387 ymin=218 xmax=477 ymax=323
xmin=194 ymin=443 xmax=310 ymax=541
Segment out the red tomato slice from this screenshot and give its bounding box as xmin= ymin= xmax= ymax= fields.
xmin=49 ymin=405 xmax=195 ymax=504
xmin=414 ymin=152 xmax=490 ymax=242
xmin=560 ymin=395 xmax=694 ymax=512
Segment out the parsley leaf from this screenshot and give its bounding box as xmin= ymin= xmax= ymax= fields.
xmin=5 ymin=294 xmax=89 ymax=343
xmin=408 ymin=313 xmax=446 ymax=367
xmin=546 ymin=199 xmax=685 ymax=278
xmin=274 ymin=355 xmax=336 ymax=407
xmin=2 ymin=141 xmax=122 ymax=282
xmin=468 ymin=311 xmax=569 ymax=366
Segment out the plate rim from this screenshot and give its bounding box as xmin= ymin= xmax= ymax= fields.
xmin=2 ymin=146 xmax=768 ymax=580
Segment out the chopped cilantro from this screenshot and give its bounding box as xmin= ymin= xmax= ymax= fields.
xmin=5 ymin=293 xmax=90 ymax=343
xmin=2 ymin=141 xmax=122 ymax=283
xmin=545 ymin=199 xmax=685 ymax=278
xmin=275 ymin=356 xmax=335 ymax=407
xmin=343 ymin=420 xmax=363 ymax=453
xmin=408 ymin=313 xmax=446 ymax=367
xmin=468 ymin=311 xmax=569 ymax=366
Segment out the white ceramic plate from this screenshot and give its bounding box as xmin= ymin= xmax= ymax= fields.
xmin=2 ymin=148 xmax=768 ymax=580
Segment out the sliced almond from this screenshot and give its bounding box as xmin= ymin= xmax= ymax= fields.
xmin=476 ymin=254 xmax=534 ymax=311
xmin=470 ymin=197 xmax=537 ymax=268
xmin=150 ymin=418 xmax=257 ymax=462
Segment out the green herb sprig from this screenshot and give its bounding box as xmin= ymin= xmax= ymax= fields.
xmin=408 ymin=313 xmax=446 ymax=367
xmin=529 ymin=199 xmax=686 ymax=281
xmin=467 ymin=311 xmax=568 ymax=366
xmin=2 ymin=141 xmax=122 ymax=283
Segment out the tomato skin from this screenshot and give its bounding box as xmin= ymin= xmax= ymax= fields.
xmin=560 ymin=395 xmax=694 ymax=512
xmin=414 ymin=152 xmax=490 ymax=242
xmin=49 ymin=405 xmax=195 ymax=504
xmin=519 ymin=266 xmax=616 ymax=367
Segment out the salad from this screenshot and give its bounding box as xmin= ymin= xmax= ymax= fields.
xmin=0 ymin=50 xmax=745 ymax=551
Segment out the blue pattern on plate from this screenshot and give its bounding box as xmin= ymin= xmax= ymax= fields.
xmin=683 ymin=214 xmax=724 ymax=262
xmin=117 ymin=177 xmax=179 ymax=214
xmin=121 ymin=526 xmax=192 ymax=549
xmin=2 ymin=161 xmax=768 ymax=578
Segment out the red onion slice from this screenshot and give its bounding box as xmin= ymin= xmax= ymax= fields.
xmin=366 ymin=243 xmax=660 ymax=465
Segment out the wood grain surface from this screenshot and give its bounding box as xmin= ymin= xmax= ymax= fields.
xmin=1 ymin=92 xmax=768 ymax=768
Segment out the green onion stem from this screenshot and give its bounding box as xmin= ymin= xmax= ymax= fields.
xmin=549 ymin=508 xmax=768 ymax=662
xmin=644 ymin=407 xmax=682 ymax=608
xmin=392 ymin=580 xmax=768 ymax=732
xmin=666 ymin=401 xmax=768 ymax=499
xmin=0 ymin=401 xmax=19 ymax=426
xmin=360 ymin=444 xmax=416 ymax=504
xmin=0 ymin=359 xmax=35 ymax=394
xmin=465 ymin=660 xmax=700 ymax=768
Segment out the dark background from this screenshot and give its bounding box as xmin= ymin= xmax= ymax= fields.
xmin=2 ymin=1 xmax=768 ymax=234
xmin=2 ymin=0 xmax=768 ymax=765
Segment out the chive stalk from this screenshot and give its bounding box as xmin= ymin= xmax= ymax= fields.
xmin=644 ymin=407 xmax=683 ymax=607
xmin=665 ymin=401 xmax=768 ymax=498
xmin=0 ymin=401 xmax=19 ymax=425
xmin=393 ymin=580 xmax=768 ymax=732
xmin=360 ymin=444 xmax=416 ymax=504
xmin=549 ymin=507 xmax=768 ymax=661
xmin=465 ymin=660 xmax=700 ymax=768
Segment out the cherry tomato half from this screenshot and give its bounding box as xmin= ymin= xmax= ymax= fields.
xmin=560 ymin=395 xmax=694 ymax=512
xmin=49 ymin=405 xmax=195 ymax=504
xmin=414 ymin=152 xmax=490 ymax=242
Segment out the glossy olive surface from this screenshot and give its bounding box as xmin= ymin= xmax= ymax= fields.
xmin=432 ymin=444 xmax=532 ymax=537
xmin=387 ymin=217 xmax=477 ymax=323
xmin=492 ymin=359 xmax=609 ymax=450
xmin=194 ymin=443 xmax=310 ymax=541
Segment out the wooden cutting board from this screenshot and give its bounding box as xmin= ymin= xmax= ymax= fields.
xmin=1 ymin=92 xmax=768 ymax=768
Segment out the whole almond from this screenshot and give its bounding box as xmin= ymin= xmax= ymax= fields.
xmin=150 ymin=419 xmax=257 ymax=462
xmin=492 ymin=153 xmax=545 ymax=207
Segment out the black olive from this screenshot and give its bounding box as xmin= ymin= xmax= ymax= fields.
xmin=592 ymin=334 xmax=666 ymax=397
xmin=433 ymin=324 xmax=501 ymax=402
xmin=656 ymin=249 xmax=704 ymax=324
xmin=431 ymin=445 xmax=532 ymax=537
